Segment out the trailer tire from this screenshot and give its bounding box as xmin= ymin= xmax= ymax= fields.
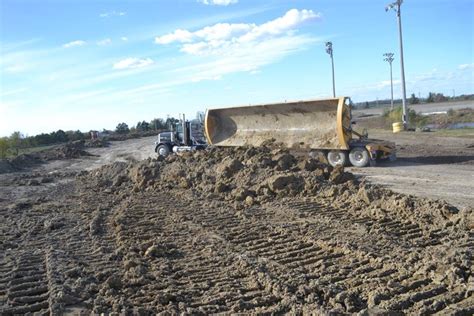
xmin=157 ymin=145 xmax=170 ymax=157
xmin=327 ymin=151 xmax=348 ymax=167
xmin=349 ymin=147 xmax=370 ymax=167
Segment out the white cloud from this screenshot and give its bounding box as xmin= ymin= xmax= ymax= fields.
xmin=239 ymin=9 xmax=319 ymax=43
xmin=100 ymin=11 xmax=126 ymax=18
xmin=155 ymin=29 xmax=194 ymax=44
xmin=153 ymin=9 xmax=320 ymax=80
xmin=198 ymin=0 xmax=238 ymax=6
xmin=97 ymin=38 xmax=112 ymax=46
xmin=458 ymin=63 xmax=474 ymax=70
xmin=155 ymin=9 xmax=320 ymax=57
xmin=113 ymin=58 xmax=154 ymax=70
xmin=63 ymin=40 xmax=86 ymax=48
xmin=175 ymin=35 xmax=317 ymax=81
xmin=121 ymin=37 xmax=128 ymax=41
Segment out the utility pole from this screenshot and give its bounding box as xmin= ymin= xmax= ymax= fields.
xmin=386 ymin=0 xmax=408 ymax=128
xmin=325 ymin=42 xmax=336 ymax=98
xmin=383 ymin=53 xmax=395 ymax=110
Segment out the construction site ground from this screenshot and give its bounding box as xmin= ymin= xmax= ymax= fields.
xmin=350 ymin=129 xmax=474 ymax=210
xmin=0 ymin=131 xmax=472 ymax=314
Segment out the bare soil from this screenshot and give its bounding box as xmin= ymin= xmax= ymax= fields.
xmin=0 ymin=136 xmax=472 ymax=315
xmin=352 ymin=111 xmax=474 ymax=210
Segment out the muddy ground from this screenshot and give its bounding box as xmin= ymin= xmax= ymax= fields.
xmin=0 ymin=135 xmax=473 ymax=315
xmin=350 ymin=130 xmax=474 ymax=210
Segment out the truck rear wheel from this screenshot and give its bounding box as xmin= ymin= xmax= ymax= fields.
xmin=327 ymin=151 xmax=348 ymax=167
xmin=157 ymin=145 xmax=170 ymax=157
xmin=349 ymin=147 xmax=370 ymax=167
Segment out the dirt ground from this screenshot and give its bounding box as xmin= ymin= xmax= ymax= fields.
xmin=0 ymin=135 xmax=472 ymax=315
xmin=350 ymin=130 xmax=474 ymax=210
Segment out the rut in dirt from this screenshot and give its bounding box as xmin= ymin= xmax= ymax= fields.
xmin=0 ymin=145 xmax=472 ymax=314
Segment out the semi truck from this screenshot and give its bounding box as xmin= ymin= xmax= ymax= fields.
xmin=155 ymin=97 xmax=396 ymax=167
xmin=154 ymin=114 xmax=207 ymax=156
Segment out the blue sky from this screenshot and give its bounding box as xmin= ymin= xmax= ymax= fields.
xmin=0 ymin=0 xmax=473 ymax=136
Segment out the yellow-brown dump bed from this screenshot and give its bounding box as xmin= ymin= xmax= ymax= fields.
xmin=205 ymin=97 xmax=352 ymax=150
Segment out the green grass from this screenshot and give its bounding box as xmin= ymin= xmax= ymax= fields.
xmin=431 ymin=128 xmax=474 ymax=138
xmin=4 ymin=144 xmax=58 ymax=158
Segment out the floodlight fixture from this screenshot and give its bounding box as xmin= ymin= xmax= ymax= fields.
xmin=384 ymin=53 xmax=395 ymax=110
xmin=325 ymin=42 xmax=335 ymax=97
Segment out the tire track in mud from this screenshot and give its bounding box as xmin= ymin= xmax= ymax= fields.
xmin=278 ymin=198 xmax=473 ymax=314
xmin=111 ymin=194 xmax=290 ymax=314
xmin=106 ymin=192 xmax=471 ymax=314
xmin=0 ymin=251 xmax=51 ymax=315
xmin=0 ymin=191 xmax=123 ymax=314
xmin=2 ymin=185 xmax=470 ymax=314
xmin=0 ymin=201 xmax=58 ymax=315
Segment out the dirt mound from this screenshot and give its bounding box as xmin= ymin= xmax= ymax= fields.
xmin=39 ymin=141 xmax=92 ymax=161
xmin=0 ymin=141 xmax=92 ymax=174
xmin=84 ymin=138 xmax=109 ymax=148
xmin=81 ymin=146 xmax=349 ymax=202
xmin=2 ymin=144 xmax=472 ymax=315
xmin=0 ymin=159 xmax=18 ymax=174
xmin=80 ymin=146 xmax=467 ymax=230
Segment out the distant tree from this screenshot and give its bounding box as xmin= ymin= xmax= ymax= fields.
xmin=150 ymin=118 xmax=166 ymax=130
xmin=409 ymin=93 xmax=420 ymax=105
xmin=426 ymin=92 xmax=435 ymax=103
xmin=51 ymin=129 xmax=68 ymax=143
xmin=136 ymin=121 xmax=150 ymax=132
xmin=165 ymin=117 xmax=179 ymax=130
xmin=66 ymin=130 xmax=85 ymax=141
xmin=9 ymin=131 xmax=22 ymax=155
xmin=34 ymin=133 xmax=53 ymax=145
xmin=433 ymin=93 xmax=447 ymax=103
xmin=141 ymin=121 xmax=150 ymax=131
xmin=115 ymin=123 xmax=130 ymax=134
xmin=0 ymin=137 xmax=10 ymax=158
xmin=364 ymin=101 xmax=370 ymax=109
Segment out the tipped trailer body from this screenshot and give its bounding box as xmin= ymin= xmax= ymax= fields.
xmin=204 ymin=97 xmax=395 ymax=167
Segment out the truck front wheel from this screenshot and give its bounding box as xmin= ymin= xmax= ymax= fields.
xmin=327 ymin=151 xmax=348 ymax=167
xmin=157 ymin=145 xmax=170 ymax=157
xmin=349 ymin=147 xmax=370 ymax=167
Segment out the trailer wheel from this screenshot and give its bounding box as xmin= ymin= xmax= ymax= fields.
xmin=157 ymin=145 xmax=170 ymax=157
xmin=327 ymin=151 xmax=348 ymax=167
xmin=349 ymin=147 xmax=370 ymax=167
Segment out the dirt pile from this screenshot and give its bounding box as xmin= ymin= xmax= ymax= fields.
xmin=82 ymin=146 xmax=351 ymax=201
xmin=39 ymin=141 xmax=92 ymax=161
xmin=0 ymin=141 xmax=92 ymax=174
xmin=1 ymin=144 xmax=472 ymax=315
xmin=84 ymin=138 xmax=109 ymax=148
xmin=80 ymin=146 xmax=469 ymax=230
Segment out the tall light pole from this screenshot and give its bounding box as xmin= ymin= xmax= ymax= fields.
xmin=384 ymin=53 xmax=395 ymax=110
xmin=386 ymin=0 xmax=408 ymax=127
xmin=325 ymin=41 xmax=336 ymax=98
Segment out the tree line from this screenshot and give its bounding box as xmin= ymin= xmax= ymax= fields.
xmin=0 ymin=116 xmax=181 ymax=159
xmin=114 ymin=117 xmax=179 ymax=134
xmin=356 ymin=92 xmax=473 ymax=109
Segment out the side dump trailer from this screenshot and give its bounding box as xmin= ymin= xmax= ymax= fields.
xmin=204 ymin=97 xmax=395 ymax=167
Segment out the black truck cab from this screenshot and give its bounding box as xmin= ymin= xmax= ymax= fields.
xmin=154 ymin=118 xmax=207 ymax=156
